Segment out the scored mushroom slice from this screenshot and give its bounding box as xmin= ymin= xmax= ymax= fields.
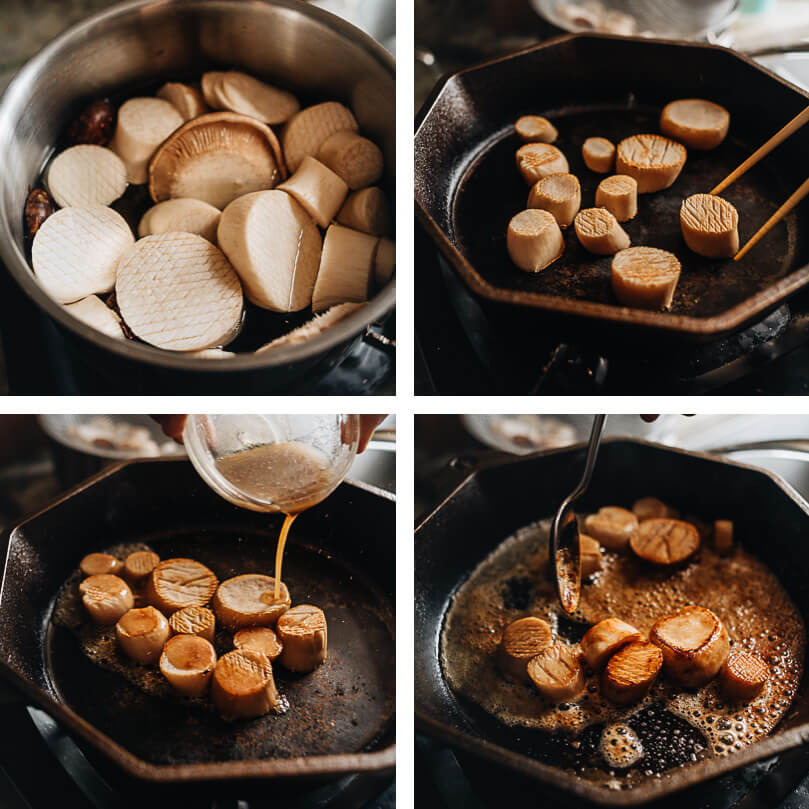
xmin=580 ymin=534 xmax=603 ymax=578
xmin=615 ymin=134 xmax=687 ymax=194
xmin=595 ymin=174 xmax=638 ymax=222
xmin=630 ymin=518 xmax=700 ymax=566
xmin=123 ymin=550 xmax=160 ymax=584
xmin=680 ymin=193 xmax=739 ymax=259
xmin=601 ymin=641 xmax=663 ymax=705
xmin=146 ymin=558 xmax=218 ymax=615
xmin=276 ymin=604 xmax=328 ymax=672
xmin=316 ymin=130 xmax=384 ymax=190
xmin=148 ymin=111 xmax=285 ymax=210
xmin=650 ymin=605 xmax=730 ymax=687
xmin=527 ymin=173 xmax=581 ymax=229
xmin=632 ymin=496 xmax=679 ymax=522
xmin=374 ymin=237 xmax=395 ymax=287
xmin=714 ymin=520 xmax=734 ymax=556
xmin=582 ymin=137 xmax=615 ymax=174
xmin=581 ymin=618 xmax=642 ymax=669
xmin=337 ymin=187 xmax=391 ymax=236
xmin=233 ymin=626 xmax=283 ymax=661
xmin=80 ymin=574 xmax=134 ymax=625
xmin=80 ymin=552 xmax=123 ymax=577
xmin=312 ymin=224 xmax=378 ymax=312
xmin=281 ymin=101 xmax=359 ymax=174
xmin=277 ymin=156 xmax=349 ymax=228
xmin=109 ymin=97 xmax=184 ymax=184
xmin=138 ymin=198 xmax=221 ymax=242
xmin=515 ymin=143 xmax=569 ymax=185
xmin=212 ymin=574 xmax=291 ymax=630
xmin=254 ymin=302 xmax=365 ymax=354
xmin=169 ymin=605 xmax=216 ymax=642
xmin=32 ymin=206 xmax=134 ymax=304
xmin=574 ymin=208 xmax=630 ymax=255
xmin=157 ymin=82 xmax=209 ymax=121
xmin=115 ymin=605 xmax=171 ymax=664
xmin=497 ymin=616 xmax=552 ymax=682
xmin=720 ymin=651 xmax=769 ymax=701
xmin=507 ymin=209 xmax=564 ymax=273
xmin=201 ymin=70 xmax=299 ymax=124
xmin=115 ymin=232 xmax=244 ymax=351
xmin=611 ymin=246 xmax=681 ymax=310
xmin=64 ymin=296 xmax=126 ymax=340
xmin=160 ymin=634 xmax=217 ymax=697
xmin=46 ymin=145 xmax=128 ymax=208
xmin=527 ymin=645 xmax=585 ymax=701
xmin=217 ymin=189 xmax=321 ymax=312
xmin=211 ymin=649 xmax=281 ymax=720
xmin=660 ymin=98 xmax=730 ymax=151
xmin=515 ymin=115 xmax=558 ymax=144
xmin=584 ymin=506 xmax=638 ymax=551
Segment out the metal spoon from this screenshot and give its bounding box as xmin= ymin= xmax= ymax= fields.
xmin=550 ymin=414 xmax=607 ymax=614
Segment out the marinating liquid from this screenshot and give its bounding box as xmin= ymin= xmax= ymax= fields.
xmin=215 ymin=441 xmax=332 ymax=598
xmin=440 ymin=517 xmax=805 ymax=789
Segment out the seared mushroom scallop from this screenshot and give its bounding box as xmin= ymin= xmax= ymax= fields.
xmin=632 ymin=497 xmax=679 ymax=522
xmin=580 ymin=534 xmax=603 ymax=577
xmin=80 ymin=552 xmax=123 ymax=577
xmin=680 ymin=193 xmax=739 ymax=259
xmin=615 ymin=134 xmax=686 ymax=193
xmin=507 ymin=209 xmax=564 ymax=272
xmin=601 ymin=641 xmax=663 ymax=705
xmin=714 ymin=520 xmax=734 ymax=555
xmin=212 ymin=574 xmax=291 ymax=629
xmin=611 ymin=247 xmax=681 ymax=311
xmin=233 ymin=627 xmax=283 ymax=661
xmin=497 ymin=616 xmax=552 ymax=682
xmin=123 ymin=550 xmax=160 ymax=584
xmin=595 ymin=175 xmax=637 ymax=222
xmin=583 ymin=507 xmax=638 ymax=551
xmin=146 ymin=558 xmax=219 ymax=615
xmin=574 ymin=208 xmax=630 ymax=255
xmin=169 ymin=605 xmax=216 ymax=642
xmin=527 ymin=646 xmax=585 ymax=701
xmin=650 ymin=605 xmax=729 ymax=687
xmin=720 ymin=651 xmax=769 ymax=701
xmin=116 ymin=606 xmax=170 ymax=664
xmin=516 ymin=143 xmax=569 ymax=185
xmin=160 ymin=634 xmax=217 ymax=697
xmin=211 ymin=649 xmax=281 ymax=720
xmin=630 ymin=518 xmax=700 ymax=566
xmin=660 ymin=99 xmax=729 ymax=150
xmin=515 ymin=115 xmax=558 ymax=144
xmin=276 ymin=605 xmax=328 ymax=672
xmin=527 ymin=173 xmax=581 ymax=229
xmin=80 ymin=574 xmax=134 ymax=625
xmin=581 ymin=618 xmax=642 ymax=669
xmin=582 ymin=137 xmax=615 ymax=173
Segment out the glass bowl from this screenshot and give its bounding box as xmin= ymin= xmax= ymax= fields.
xmin=183 ymin=414 xmax=359 ymax=513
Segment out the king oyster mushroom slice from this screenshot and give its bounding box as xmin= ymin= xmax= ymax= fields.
xmin=109 ymin=98 xmax=184 ymax=185
xmin=312 ymin=224 xmax=378 ymax=313
xmin=115 ymin=232 xmax=244 ymax=351
xmin=148 ymin=112 xmax=286 ymax=210
xmin=46 ymin=145 xmax=128 ymax=208
xmin=255 ymin=302 xmax=365 ymax=353
xmin=157 ymin=82 xmax=209 ymax=122
xmin=201 ymin=71 xmax=299 ymax=125
xmin=32 ymin=206 xmax=134 ymax=303
xmin=374 ymin=237 xmax=395 ymax=286
xmin=138 ymin=198 xmax=221 ymax=242
xmin=217 ymin=189 xmax=322 ymax=312
xmin=281 ymin=101 xmax=359 ymax=173
xmin=64 ymin=295 xmax=126 ymax=339
xmin=337 ymin=187 xmax=390 ymax=236
xmin=277 ymin=156 xmax=349 ymax=229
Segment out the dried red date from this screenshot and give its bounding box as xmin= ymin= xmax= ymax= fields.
xmin=67 ymin=99 xmax=116 ymax=146
xmin=24 ymin=188 xmax=56 ymax=241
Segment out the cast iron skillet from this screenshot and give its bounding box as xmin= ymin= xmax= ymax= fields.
xmin=415 ymin=438 xmax=809 ymax=806
xmin=415 ymin=34 xmax=809 ymax=341
xmin=0 ymin=458 xmax=395 ymax=782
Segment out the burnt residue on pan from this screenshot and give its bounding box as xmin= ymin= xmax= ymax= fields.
xmin=452 ymin=106 xmax=798 ymax=318
xmin=46 ymin=525 xmax=395 ymax=766
xmin=440 ymin=517 xmax=805 ymax=791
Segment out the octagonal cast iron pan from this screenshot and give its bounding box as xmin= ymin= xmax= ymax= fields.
xmin=415 ymin=438 xmax=809 ymax=806
xmin=415 ymin=34 xmax=809 ymax=342
xmin=0 ymin=458 xmax=395 ymax=782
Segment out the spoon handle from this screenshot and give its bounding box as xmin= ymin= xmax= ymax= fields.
xmin=572 ymin=414 xmax=607 ymax=501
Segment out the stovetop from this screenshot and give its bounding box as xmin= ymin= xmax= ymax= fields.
xmin=0 ymin=450 xmax=394 ymax=809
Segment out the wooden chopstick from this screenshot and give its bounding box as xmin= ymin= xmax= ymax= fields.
xmin=710 ymin=105 xmax=809 ymax=195
xmin=735 ymin=175 xmax=809 ymax=261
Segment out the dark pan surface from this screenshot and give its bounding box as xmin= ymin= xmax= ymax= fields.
xmin=0 ymin=458 xmax=395 ymax=781
xmin=414 ymin=439 xmax=809 ymax=805
xmin=455 ymin=107 xmax=798 ymax=317
xmin=415 ymin=35 xmax=809 ymax=338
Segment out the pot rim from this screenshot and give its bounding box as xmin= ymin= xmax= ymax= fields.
xmin=0 ymin=0 xmax=395 ymax=372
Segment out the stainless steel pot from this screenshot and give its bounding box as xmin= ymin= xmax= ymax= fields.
xmin=0 ymin=0 xmax=395 ymax=391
